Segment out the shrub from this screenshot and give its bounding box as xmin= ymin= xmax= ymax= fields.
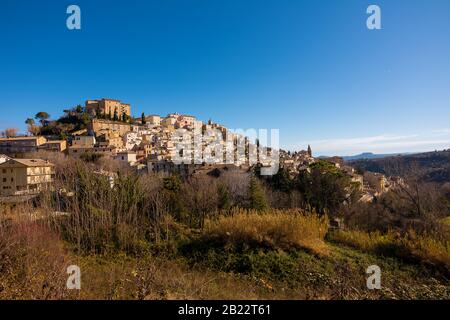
xmin=203 ymin=209 xmax=329 ymax=254
xmin=330 ymin=229 xmax=450 ymax=275
xmin=0 ymin=217 xmax=73 ymax=299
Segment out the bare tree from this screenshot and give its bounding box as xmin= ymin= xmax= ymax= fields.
xmin=182 ymin=176 xmax=219 ymax=228
xmin=27 ymin=124 xmax=40 ymax=136
xmin=2 ymin=128 xmax=18 ymax=138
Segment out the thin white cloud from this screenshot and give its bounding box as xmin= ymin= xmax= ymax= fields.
xmin=294 ymin=131 xmax=450 ymax=156
xmin=433 ymin=129 xmax=450 ymax=135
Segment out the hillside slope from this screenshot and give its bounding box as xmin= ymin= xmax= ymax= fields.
xmin=350 ymin=150 xmax=450 ymax=184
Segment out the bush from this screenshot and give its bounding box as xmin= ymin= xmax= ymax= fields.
xmin=203 ymin=209 xmax=329 ymax=254
xmin=330 ymin=229 xmax=450 ymax=275
xmin=0 ymin=217 xmax=73 ymax=299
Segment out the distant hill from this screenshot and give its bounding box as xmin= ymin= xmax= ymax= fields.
xmin=350 ymin=150 xmax=450 ymax=184
xmin=318 ymin=152 xmax=412 ymax=161
xmin=342 ymin=152 xmax=412 ymax=161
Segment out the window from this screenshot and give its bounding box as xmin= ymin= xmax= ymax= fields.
xmin=2 ymin=178 xmax=6 ymax=182
xmin=2 ymin=169 xmax=5 ymax=174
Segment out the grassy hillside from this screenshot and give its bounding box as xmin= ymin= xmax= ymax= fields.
xmin=0 ymin=209 xmax=449 ymax=300
xmin=1 ymin=157 xmax=449 ymax=300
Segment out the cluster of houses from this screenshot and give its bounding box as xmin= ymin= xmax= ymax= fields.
xmin=277 ymin=149 xmax=405 ymax=203
xmin=0 ymin=98 xmax=401 ymax=200
xmin=0 ymin=98 xmax=272 ymax=196
xmin=318 ymin=156 xmax=406 ymax=202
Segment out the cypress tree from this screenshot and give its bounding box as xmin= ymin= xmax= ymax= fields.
xmin=248 ymin=177 xmax=269 ymax=211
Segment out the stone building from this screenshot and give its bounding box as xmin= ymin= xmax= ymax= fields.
xmin=85 ymin=98 xmax=131 ymax=117
xmin=89 ymin=119 xmax=131 ymax=137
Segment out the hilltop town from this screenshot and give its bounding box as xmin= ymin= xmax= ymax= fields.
xmin=0 ymin=98 xmax=403 ymax=202
xmin=1 ymin=102 xmax=448 ymax=300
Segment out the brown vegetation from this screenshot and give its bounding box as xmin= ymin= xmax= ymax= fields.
xmin=1 ymin=155 xmax=449 ymax=300
xmin=203 ymin=209 xmax=329 ymax=254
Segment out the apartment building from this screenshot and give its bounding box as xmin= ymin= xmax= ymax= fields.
xmin=85 ymin=98 xmax=131 ymax=117
xmin=0 ymin=136 xmax=47 ymax=155
xmin=40 ymin=140 xmax=67 ymax=152
xmin=0 ymin=159 xmax=54 ymax=196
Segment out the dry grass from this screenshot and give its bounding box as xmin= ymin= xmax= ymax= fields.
xmin=401 ymin=231 xmax=450 ymax=271
xmin=204 ymin=209 xmax=329 ymax=255
xmin=76 ymin=255 xmax=309 ymax=300
xmin=443 ymin=217 xmax=450 ymax=234
xmin=330 ymin=229 xmax=450 ymax=274
xmin=329 ymin=230 xmax=394 ymax=252
xmin=0 ymin=216 xmax=76 ymax=300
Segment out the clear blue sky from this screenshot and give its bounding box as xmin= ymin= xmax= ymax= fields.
xmin=1 ymin=0 xmax=449 ymax=156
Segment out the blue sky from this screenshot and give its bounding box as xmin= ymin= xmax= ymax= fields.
xmin=0 ymin=0 xmax=449 ymax=156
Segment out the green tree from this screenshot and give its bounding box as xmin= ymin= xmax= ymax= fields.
xmin=35 ymin=112 xmax=50 ymax=125
xmin=218 ymin=183 xmax=232 ymax=211
xmin=25 ymin=118 xmax=35 ymax=126
xmin=95 ymin=107 xmax=102 ymax=118
xmin=297 ymin=160 xmax=358 ymax=215
xmin=141 ymin=112 xmax=146 ymax=125
xmin=265 ymin=167 xmax=294 ymax=193
xmin=163 ymin=174 xmax=187 ymax=222
xmin=248 ymin=177 xmax=269 ymax=211
xmin=75 ymin=105 xmax=84 ymax=113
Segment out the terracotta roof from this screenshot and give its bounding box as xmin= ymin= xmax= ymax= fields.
xmin=0 ymin=158 xmax=54 ymax=167
xmin=0 ymin=136 xmax=44 ymax=141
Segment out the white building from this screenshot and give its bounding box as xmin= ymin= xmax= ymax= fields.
xmin=123 ymin=132 xmax=143 ymax=150
xmin=114 ymin=151 xmax=138 ymax=166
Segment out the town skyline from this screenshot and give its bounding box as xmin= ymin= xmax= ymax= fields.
xmin=1 ymin=0 xmax=450 ymax=156
xmin=2 ymin=97 xmax=450 ymax=157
